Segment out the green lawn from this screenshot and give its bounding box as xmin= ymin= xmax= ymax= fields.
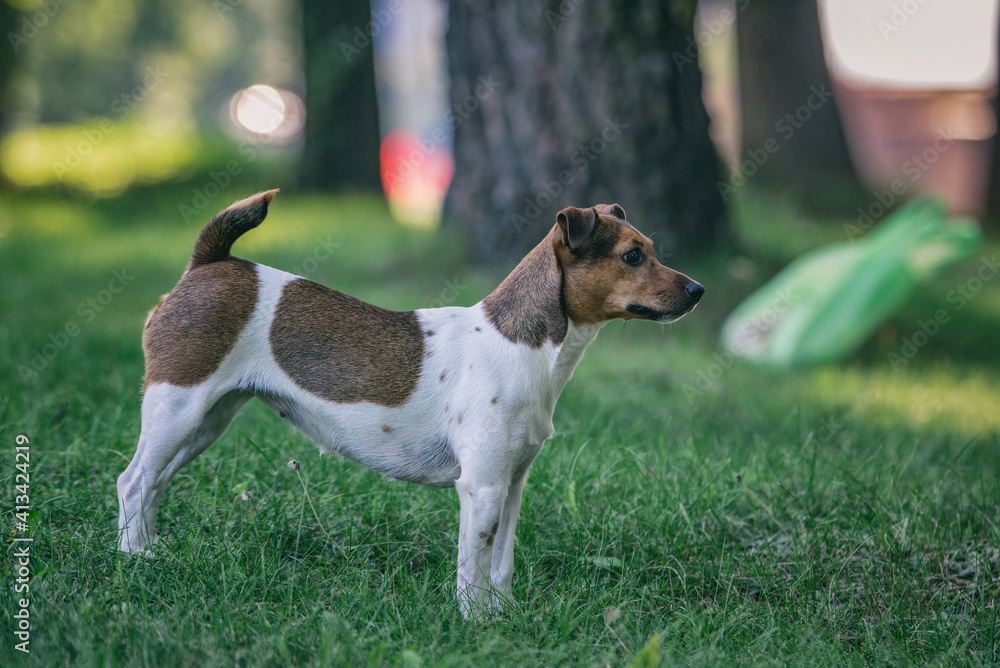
xmin=1 ymin=189 xmax=998 ymax=666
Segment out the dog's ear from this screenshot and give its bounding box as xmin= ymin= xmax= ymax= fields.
xmin=593 ymin=203 xmax=626 ymax=221
xmin=556 ymin=206 xmax=598 ymax=251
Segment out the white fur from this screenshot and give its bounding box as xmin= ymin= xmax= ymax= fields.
xmin=117 ymin=263 xmax=604 ymax=617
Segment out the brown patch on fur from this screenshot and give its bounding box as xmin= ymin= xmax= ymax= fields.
xmin=425 ymin=330 xmax=435 ymax=336
xmin=479 ymin=531 xmax=488 ymax=539
xmin=439 ymin=372 xmax=446 ymax=382
xmin=145 ymin=294 xmax=167 ymax=328
xmin=457 ymin=414 xmax=463 ymax=424
xmin=486 ymin=534 xmax=495 ymax=546
xmin=490 ymin=397 xmax=498 ymax=405
xmin=143 ymin=259 xmax=260 ymax=390
xmin=474 ymin=326 xmax=481 ymax=332
xmin=382 ymin=425 xmax=393 ymax=433
xmin=270 ymin=279 xmax=424 ymax=406
xmin=491 ymin=521 xmax=499 ymax=534
xmin=482 ymin=235 xmax=568 ymax=348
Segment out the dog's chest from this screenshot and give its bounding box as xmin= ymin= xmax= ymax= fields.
xmin=313 ymin=305 xmax=562 ymax=483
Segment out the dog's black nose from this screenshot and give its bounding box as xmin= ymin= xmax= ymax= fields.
xmin=685 ymin=281 xmax=705 ymax=300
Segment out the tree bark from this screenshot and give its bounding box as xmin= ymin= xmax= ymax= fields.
xmin=445 ymin=0 xmax=726 ymax=264
xmin=987 ymin=12 xmax=1000 ymax=226
xmin=0 ymin=2 xmax=20 ymax=134
xmin=737 ymin=0 xmax=860 ymax=201
xmin=299 ymin=0 xmax=382 ymax=191
xmin=0 ymin=2 xmax=22 ymax=189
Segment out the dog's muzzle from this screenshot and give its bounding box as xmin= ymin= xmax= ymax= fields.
xmin=627 ymin=281 xmax=704 ymax=323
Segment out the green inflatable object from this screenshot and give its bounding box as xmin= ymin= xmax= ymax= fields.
xmin=721 ymin=199 xmax=982 ymax=366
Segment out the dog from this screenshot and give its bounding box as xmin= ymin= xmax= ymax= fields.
xmin=117 ymin=189 xmax=704 ymax=617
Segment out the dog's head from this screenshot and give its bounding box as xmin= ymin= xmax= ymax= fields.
xmin=551 ymin=204 xmax=704 ymax=325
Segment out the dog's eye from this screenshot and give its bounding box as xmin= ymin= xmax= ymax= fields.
xmin=622 ymin=249 xmax=644 ymax=266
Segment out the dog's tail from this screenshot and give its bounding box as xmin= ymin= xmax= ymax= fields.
xmin=189 ymin=189 xmax=279 ymax=268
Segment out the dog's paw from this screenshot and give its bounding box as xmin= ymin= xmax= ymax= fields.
xmin=117 ymin=533 xmax=158 ymax=556
xmin=458 ymin=587 xmax=514 ymax=621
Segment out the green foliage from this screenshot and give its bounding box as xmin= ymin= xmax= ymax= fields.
xmin=0 ymin=191 xmax=998 ymax=666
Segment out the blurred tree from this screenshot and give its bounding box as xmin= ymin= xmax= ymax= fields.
xmin=0 ymin=0 xmax=14 ymax=186
xmin=0 ymin=0 xmax=266 ymax=128
xmin=299 ymin=0 xmax=381 ymax=191
xmin=737 ymin=0 xmax=861 ymax=205
xmin=0 ymin=1 xmax=20 ymax=134
xmin=445 ymin=0 xmax=726 ymax=263
xmin=989 ymin=13 xmax=1000 ymax=225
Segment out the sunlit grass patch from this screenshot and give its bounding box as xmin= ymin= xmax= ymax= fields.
xmin=1 ymin=122 xmax=198 ymax=196
xmin=808 ymin=364 xmax=1000 ymax=437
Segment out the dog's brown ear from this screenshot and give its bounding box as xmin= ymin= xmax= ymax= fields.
xmin=556 ymin=206 xmax=597 ymax=251
xmin=593 ymin=203 xmax=626 ymax=221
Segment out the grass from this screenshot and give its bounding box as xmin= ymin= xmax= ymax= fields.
xmin=1 ymin=187 xmax=998 ymax=666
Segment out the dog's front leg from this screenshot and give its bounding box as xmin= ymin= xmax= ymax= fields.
xmin=489 ymin=462 xmax=531 ymax=606
xmin=455 ymin=474 xmax=507 ymax=619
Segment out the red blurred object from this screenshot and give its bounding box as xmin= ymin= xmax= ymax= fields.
xmin=380 ymin=129 xmax=453 ymax=202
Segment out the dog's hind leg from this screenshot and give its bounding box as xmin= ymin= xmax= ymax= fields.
xmin=117 ymin=385 xmax=249 ymax=553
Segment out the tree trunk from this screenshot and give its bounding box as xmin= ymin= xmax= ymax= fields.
xmin=737 ymin=0 xmax=860 ymax=203
xmin=0 ymin=2 xmax=21 ymax=189
xmin=299 ymin=0 xmax=382 ymax=191
xmin=0 ymin=1 xmax=20 ymax=134
xmin=987 ymin=12 xmax=1000 ymax=226
xmin=445 ymin=0 xmax=726 ymax=264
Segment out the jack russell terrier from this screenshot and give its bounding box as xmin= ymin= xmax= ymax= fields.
xmin=117 ymin=189 xmax=704 ymax=617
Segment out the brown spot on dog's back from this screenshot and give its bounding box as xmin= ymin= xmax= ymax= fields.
xmin=479 ymin=531 xmax=488 ymax=539
xmin=439 ymin=372 xmax=446 ymax=382
xmin=490 ymin=397 xmax=498 ymax=405
xmin=486 ymin=534 xmax=494 ymax=546
xmin=382 ymin=425 xmax=394 ymax=433
xmin=143 ymin=259 xmax=259 ymax=390
xmin=491 ymin=521 xmax=499 ymax=534
xmin=270 ymin=279 xmax=423 ymax=406
xmin=425 ymin=330 xmax=434 ymax=337
xmin=457 ymin=414 xmax=463 ymax=424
